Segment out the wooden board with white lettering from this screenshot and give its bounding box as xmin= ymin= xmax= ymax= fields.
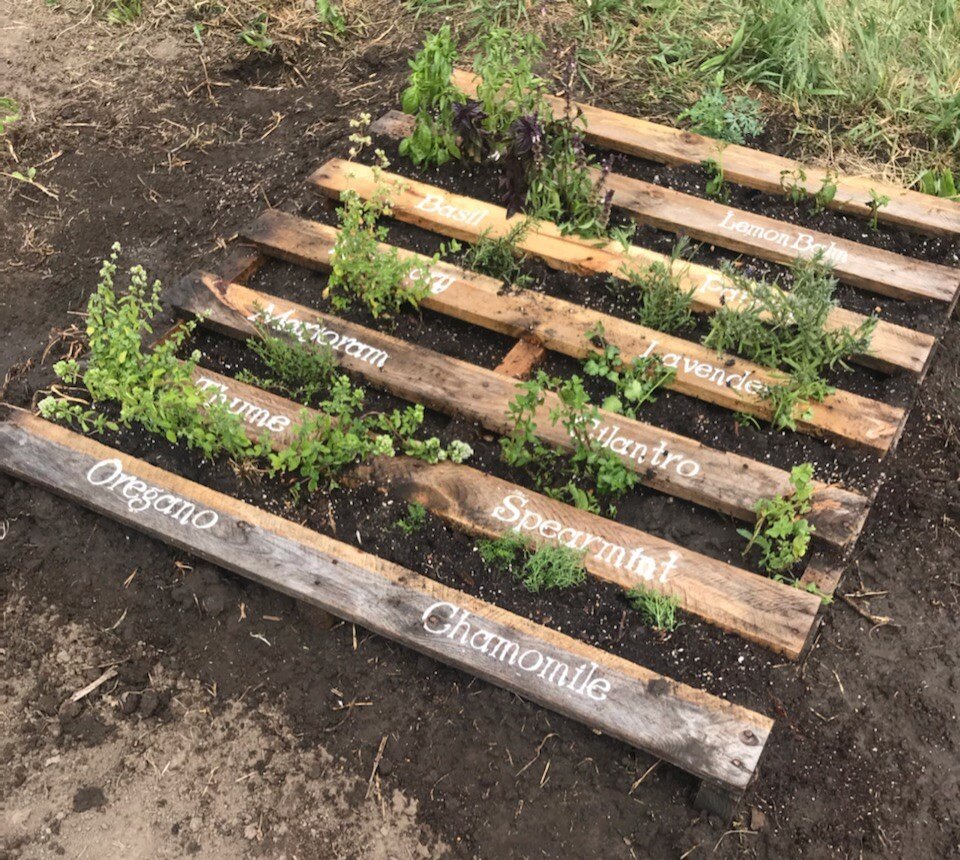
xmin=309 ymin=158 xmax=933 ymax=378
xmin=369 ymin=110 xmax=959 ymax=305
xmin=168 ymin=271 xmax=869 ymax=547
xmin=184 ymin=365 xmax=822 ymax=656
xmin=0 ymin=406 xmax=773 ymax=793
xmin=450 ymin=69 xmax=960 ymax=241
xmin=258 ymin=189 xmax=906 ymax=452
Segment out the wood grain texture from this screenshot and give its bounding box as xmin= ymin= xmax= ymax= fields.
xmin=0 ymin=407 xmax=772 ymax=792
xmin=185 ymin=366 xmax=821 ymax=656
xmin=249 ymin=198 xmax=904 ymax=453
xmin=450 ymin=69 xmax=960 ymax=240
xmin=168 ymin=271 xmax=870 ymax=548
xmin=372 ymin=109 xmax=958 ymax=307
xmin=495 ymin=338 xmax=548 ymax=380
xmin=310 ymin=155 xmax=931 ymax=377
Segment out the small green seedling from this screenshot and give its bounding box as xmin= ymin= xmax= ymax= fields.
xmin=867 ymin=189 xmax=890 ymax=230
xmin=779 ymin=167 xmax=807 ymax=204
xmin=240 ymin=13 xmax=273 ymax=52
xmin=703 ymin=158 xmax=729 ymax=202
xmin=813 ymin=171 xmax=838 ymax=212
xmin=395 ymin=502 xmax=427 ymax=535
xmin=0 ymin=98 xmax=20 ymax=135
xmin=627 ymin=584 xmax=680 ymax=632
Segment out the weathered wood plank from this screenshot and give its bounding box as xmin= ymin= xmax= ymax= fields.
xmin=450 ymin=69 xmax=960 ymax=240
xmin=309 ymin=158 xmax=932 ymax=377
xmin=495 ymin=338 xmax=547 ymax=380
xmin=186 ymin=365 xmax=822 ymax=657
xmin=371 ymin=110 xmax=959 ymax=305
xmin=247 ymin=202 xmax=904 ymax=452
xmin=167 ymin=271 xmax=870 ymax=548
xmin=0 ymin=407 xmax=772 ymax=792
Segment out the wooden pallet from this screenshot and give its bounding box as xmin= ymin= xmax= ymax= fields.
xmin=0 ymin=406 xmax=771 ymax=796
xmin=5 ymin=87 xmax=956 ymax=814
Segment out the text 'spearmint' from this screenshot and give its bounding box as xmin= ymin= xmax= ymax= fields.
xmin=195 ymin=375 xmax=292 ymax=434
xmin=248 ymin=303 xmax=390 ymax=369
xmin=421 ymin=601 xmax=612 ymax=701
xmin=86 ymin=458 xmax=219 ymax=529
xmin=490 ymin=491 xmax=680 ymax=583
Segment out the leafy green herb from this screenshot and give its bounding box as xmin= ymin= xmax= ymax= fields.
xmin=395 ymin=502 xmax=427 ymax=535
xmin=867 ymin=188 xmax=890 ymax=229
xmin=315 ymin=0 xmax=346 ymax=38
xmin=582 ymin=323 xmax=675 ymax=418
xmin=477 ymin=533 xmax=586 ymax=592
xmin=459 ymin=222 xmax=533 ymax=289
xmin=779 ymin=167 xmax=807 ymax=204
xmin=500 ymin=370 xmax=638 ymax=515
xmin=703 ymin=256 xmax=875 ymax=430
xmin=618 ymin=239 xmax=697 ymax=334
xmin=738 ymin=463 xmax=816 ymax=575
xmin=627 ymin=584 xmax=680 ymax=632
xmin=813 ymin=171 xmax=838 ymax=212
xmin=239 ymin=13 xmax=273 ymax=52
xmin=916 ymin=168 xmax=958 ymax=200
xmin=703 ymin=157 xmax=729 ymax=202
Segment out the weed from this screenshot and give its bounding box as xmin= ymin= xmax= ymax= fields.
xmin=679 ymin=82 xmax=765 ymax=144
xmin=618 ymin=240 xmax=697 ymax=334
xmin=500 ymin=370 xmax=638 ymax=515
xmin=105 ymin=0 xmax=141 ymax=24
xmin=627 ymin=585 xmax=680 ymax=632
xmin=315 ymin=0 xmax=346 ymax=38
xmin=239 ymin=13 xmax=273 ymax=53
xmin=738 ymin=463 xmax=816 ymax=575
xmin=459 ymin=222 xmax=533 ymax=289
xmin=0 ymin=98 xmax=19 ymax=135
xmin=395 ymin=502 xmax=427 ymax=535
xmin=704 ymin=256 xmax=875 ymax=430
xmin=583 ymin=323 xmax=675 ymax=418
xmin=702 ymin=157 xmax=729 ymax=202
xmin=867 ymin=188 xmax=890 ymax=229
xmin=477 ymin=532 xmax=586 ymax=592
xmin=916 ymin=168 xmax=958 ymax=200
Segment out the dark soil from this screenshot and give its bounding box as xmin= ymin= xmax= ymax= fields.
xmin=2 ymin=7 xmax=959 ymax=859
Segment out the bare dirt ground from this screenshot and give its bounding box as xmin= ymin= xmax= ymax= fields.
xmin=1 ymin=1 xmax=959 ymax=857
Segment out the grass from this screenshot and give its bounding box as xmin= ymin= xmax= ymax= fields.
xmin=0 ymin=98 xmax=19 ymax=135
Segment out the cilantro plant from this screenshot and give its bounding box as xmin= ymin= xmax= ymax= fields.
xmin=739 ymin=463 xmax=816 ymax=575
xmin=703 ymin=256 xmax=875 ymax=430
xmin=627 ymin=585 xmax=680 ymax=632
xmin=40 ymin=245 xmax=255 ymax=460
xmin=477 ymin=532 xmax=586 ymax=592
xmin=582 ymin=323 xmax=675 ymax=418
xmin=500 ymin=371 xmax=638 ymax=514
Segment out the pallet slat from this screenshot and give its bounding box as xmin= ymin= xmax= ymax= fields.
xmin=254 ymin=197 xmax=904 ymax=453
xmin=189 ymin=365 xmax=822 ymax=657
xmin=0 ymin=407 xmax=772 ymax=792
xmin=309 ymin=158 xmax=930 ymax=379
xmin=169 ymin=271 xmax=869 ymax=547
xmin=450 ymin=69 xmax=960 ymax=240
xmin=371 ymin=110 xmax=958 ymax=305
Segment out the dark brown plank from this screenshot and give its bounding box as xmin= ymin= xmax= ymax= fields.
xmin=0 ymin=406 xmax=773 ymax=792
xmin=167 ymin=271 xmax=870 ymax=548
